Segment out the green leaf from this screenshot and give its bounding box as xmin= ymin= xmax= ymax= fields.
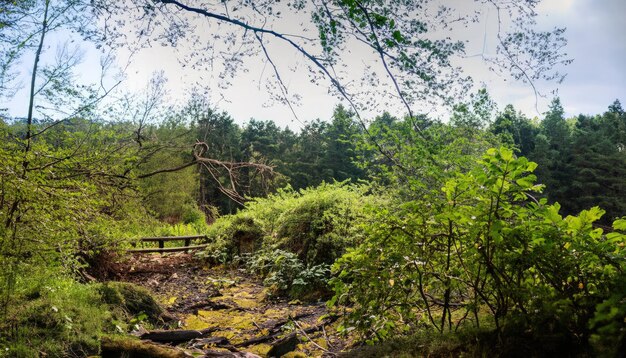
xmin=500 ymin=147 xmax=513 ymax=161
xmin=613 ymin=218 xmax=626 ymax=231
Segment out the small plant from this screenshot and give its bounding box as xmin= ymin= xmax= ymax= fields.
xmin=246 ymin=249 xmax=331 ymax=299
xmin=262 ymin=250 xmax=305 ymax=293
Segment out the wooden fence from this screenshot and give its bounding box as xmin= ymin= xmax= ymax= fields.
xmin=127 ymin=235 xmax=209 ymax=254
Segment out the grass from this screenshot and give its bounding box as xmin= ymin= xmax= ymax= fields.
xmin=1 ymin=277 xmax=108 ymax=357
xmin=0 ymin=271 xmax=170 ymax=357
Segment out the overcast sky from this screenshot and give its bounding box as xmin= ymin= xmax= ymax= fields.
xmin=2 ymin=0 xmax=625 ymax=130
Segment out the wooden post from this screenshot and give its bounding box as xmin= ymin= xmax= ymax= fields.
xmin=184 ymin=238 xmax=191 ymax=247
xmin=159 ymin=240 xmax=164 ymax=249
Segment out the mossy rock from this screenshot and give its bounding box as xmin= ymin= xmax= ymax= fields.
xmin=7 ymin=286 xmax=104 ymax=356
xmin=99 ymin=282 xmax=164 ymax=323
xmin=100 ymin=335 xmax=186 ymax=358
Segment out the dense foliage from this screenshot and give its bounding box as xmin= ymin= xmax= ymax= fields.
xmin=331 ymin=147 xmax=626 ymax=353
xmin=3 ymin=0 xmax=623 ymax=356
xmin=198 ymin=182 xmax=376 ymax=298
xmin=2 ymin=96 xmax=626 ymax=355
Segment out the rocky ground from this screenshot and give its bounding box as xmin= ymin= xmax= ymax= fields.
xmin=114 ymin=252 xmax=349 ymax=357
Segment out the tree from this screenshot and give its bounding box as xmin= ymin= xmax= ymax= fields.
xmin=322 ymin=105 xmax=365 ymax=182
xmin=451 ymin=88 xmax=497 ymax=129
xmin=604 ymin=99 xmax=626 ymax=148
xmin=92 ymin=0 xmax=571 ymax=132
xmin=532 ymin=98 xmax=573 ymax=206
xmin=0 ymin=0 xmax=124 ymax=316
xmin=563 ymin=114 xmax=626 ymax=222
xmin=490 ymin=104 xmax=538 ymax=157
xmin=288 ymin=119 xmax=331 ymax=189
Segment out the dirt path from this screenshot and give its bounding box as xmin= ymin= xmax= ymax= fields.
xmin=116 ymin=252 xmax=347 ymax=357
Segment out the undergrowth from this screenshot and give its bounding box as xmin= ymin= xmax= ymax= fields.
xmin=0 ymin=271 xmax=167 ymax=357
xmin=196 ymin=182 xmax=378 ymax=299
xmin=1 ymin=275 xmax=108 ymax=357
xmin=341 ymin=321 xmax=595 ymax=358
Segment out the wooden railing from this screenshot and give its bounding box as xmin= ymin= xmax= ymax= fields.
xmin=127 ymin=235 xmax=209 ymax=254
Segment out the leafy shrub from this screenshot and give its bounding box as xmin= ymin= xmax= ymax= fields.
xmin=247 ymin=249 xmax=330 ymax=299
xmin=589 ymin=223 xmax=626 ymax=356
xmin=196 ymin=215 xmax=264 ymax=264
xmin=181 ymin=203 xmax=206 ymax=226
xmin=331 ymin=147 xmax=626 ymax=350
xmin=200 ymin=182 xmax=373 ymax=266
xmin=196 ymin=182 xmax=374 ymax=298
xmin=273 ymin=186 xmax=361 ymax=265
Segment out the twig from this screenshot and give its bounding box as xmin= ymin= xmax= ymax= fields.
xmin=292 ymin=318 xmax=336 ymax=356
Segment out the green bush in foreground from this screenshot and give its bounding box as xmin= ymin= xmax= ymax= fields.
xmin=331 ymin=147 xmax=626 ymax=355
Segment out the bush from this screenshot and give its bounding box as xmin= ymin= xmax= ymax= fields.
xmin=200 ymin=182 xmax=373 ymax=266
xmin=589 ymin=270 xmax=626 ymax=357
xmin=197 ymin=182 xmax=374 ymax=298
xmin=181 ymin=203 xmax=206 ymax=225
xmin=246 ymin=249 xmax=330 ymax=299
xmin=330 ymin=147 xmax=626 ymax=349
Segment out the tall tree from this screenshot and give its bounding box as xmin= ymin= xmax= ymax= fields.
xmin=289 ymin=119 xmax=331 ymax=189
xmin=451 ymin=88 xmax=497 ymax=129
xmin=490 ymin=104 xmax=538 ymax=157
xmin=532 ymin=98 xmax=573 ymax=206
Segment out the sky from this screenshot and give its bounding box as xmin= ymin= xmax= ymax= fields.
xmin=2 ymin=0 xmax=625 ymax=130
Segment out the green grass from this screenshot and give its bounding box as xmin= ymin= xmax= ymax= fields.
xmin=0 ymin=272 xmax=169 ymax=357
xmin=1 ymin=277 xmax=108 ymax=357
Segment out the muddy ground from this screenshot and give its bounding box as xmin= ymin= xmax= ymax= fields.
xmin=115 ymin=252 xmax=350 ymax=357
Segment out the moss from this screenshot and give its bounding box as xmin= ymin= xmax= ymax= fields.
xmin=196 ymin=310 xmax=258 ymax=331
xmin=248 ymin=343 xmax=272 ymax=356
xmin=100 ymin=335 xmax=186 ymax=358
xmin=231 ymin=297 xmax=260 ymax=309
xmin=99 ymin=282 xmax=164 ymax=324
xmin=1 ymin=279 xmax=107 ymax=357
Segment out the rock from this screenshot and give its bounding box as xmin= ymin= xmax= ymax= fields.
xmin=267 ymin=333 xmax=299 ymax=357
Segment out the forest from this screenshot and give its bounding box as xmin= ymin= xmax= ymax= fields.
xmin=1 ymin=0 xmax=626 ymax=357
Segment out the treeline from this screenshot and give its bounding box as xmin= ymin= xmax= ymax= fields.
xmin=129 ymin=100 xmax=366 ymax=220
xmin=145 ymin=96 xmax=626 ymax=225
xmin=5 ymin=95 xmax=623 ymax=226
